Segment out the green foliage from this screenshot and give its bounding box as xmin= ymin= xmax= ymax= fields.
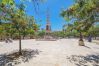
xmin=0 ymin=0 xmax=15 ymax=5
xmin=37 ymin=30 xmax=46 ymax=38
xmin=88 ymin=25 xmax=99 ymax=36
xmin=0 ymin=0 xmax=40 ymax=40
xmin=61 ymin=0 xmax=99 ymax=37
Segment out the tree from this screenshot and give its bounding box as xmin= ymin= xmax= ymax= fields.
xmin=61 ymin=0 xmax=99 ymax=46
xmin=88 ymin=25 xmax=99 ymax=40
xmin=37 ymin=30 xmax=46 ymax=38
xmin=0 ymin=0 xmax=42 ymax=55
xmin=0 ymin=24 xmax=5 ymax=40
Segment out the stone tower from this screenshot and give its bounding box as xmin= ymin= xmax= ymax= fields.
xmin=46 ymin=9 xmax=51 ymax=34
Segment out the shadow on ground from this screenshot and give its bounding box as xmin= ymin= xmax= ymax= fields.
xmin=84 ymin=46 xmax=91 ymax=49
xmin=67 ymin=54 xmax=99 ymax=66
xmin=0 ymin=49 xmax=41 ymax=66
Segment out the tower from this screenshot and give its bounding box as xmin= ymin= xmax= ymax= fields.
xmin=46 ymin=8 xmax=51 ymax=34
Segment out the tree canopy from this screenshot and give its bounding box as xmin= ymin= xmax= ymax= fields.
xmin=61 ymin=0 xmax=99 ymax=32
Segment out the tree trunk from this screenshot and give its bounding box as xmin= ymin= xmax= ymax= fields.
xmin=19 ymin=30 xmax=22 ymax=55
xmin=79 ymin=32 xmax=85 ymax=46
xmin=0 ymin=35 xmax=2 ymax=41
xmin=95 ymin=36 xmax=96 ymax=40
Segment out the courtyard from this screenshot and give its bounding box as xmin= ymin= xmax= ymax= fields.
xmin=0 ymin=39 xmax=99 ymax=66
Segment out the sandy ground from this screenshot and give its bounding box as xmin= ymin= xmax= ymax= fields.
xmin=93 ymin=40 xmax=99 ymax=44
xmin=0 ymin=39 xmax=99 ymax=66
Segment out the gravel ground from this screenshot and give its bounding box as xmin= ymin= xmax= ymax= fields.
xmin=0 ymin=39 xmax=99 ymax=66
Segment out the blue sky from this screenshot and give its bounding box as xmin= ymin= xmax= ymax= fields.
xmin=16 ymin=0 xmax=74 ymax=31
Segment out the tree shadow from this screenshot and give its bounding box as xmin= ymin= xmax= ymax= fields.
xmin=66 ymin=54 xmax=99 ymax=66
xmin=84 ymin=46 xmax=91 ymax=49
xmin=0 ymin=49 xmax=41 ymax=66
